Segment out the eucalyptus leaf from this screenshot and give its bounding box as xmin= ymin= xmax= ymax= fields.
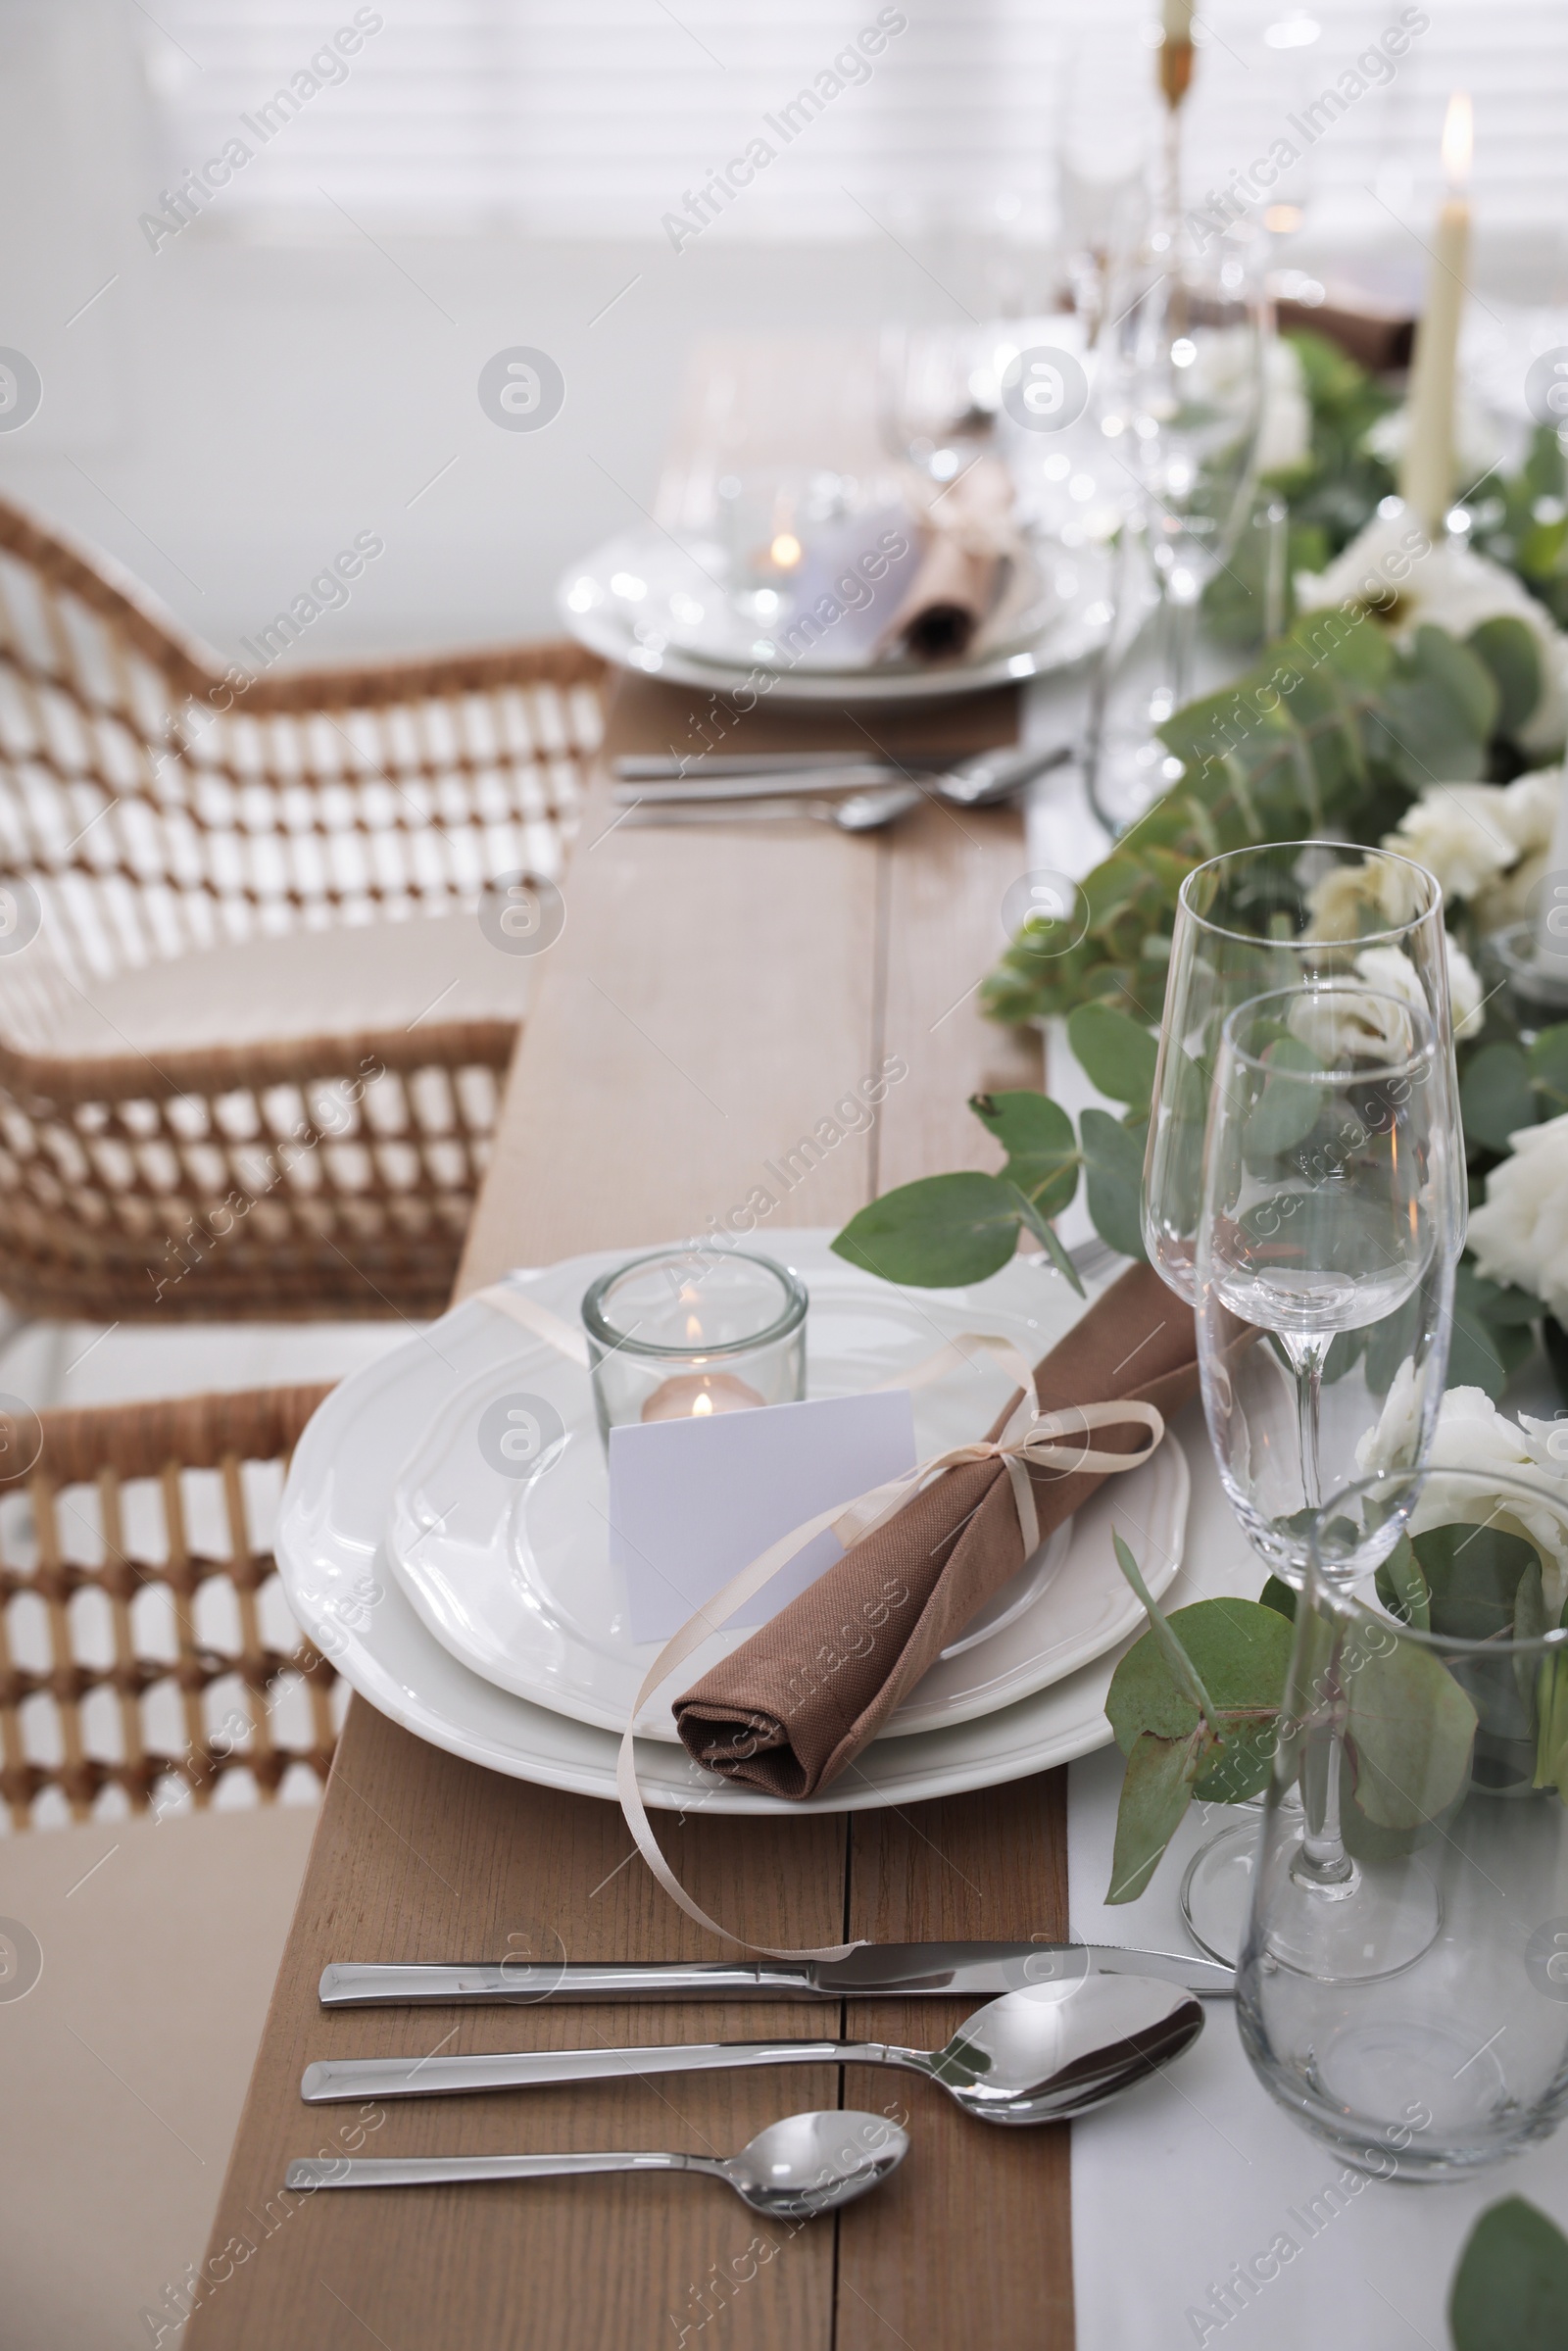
xmin=1530 ymin=1024 xmax=1568 ymax=1116
xmin=1344 ymin=1634 xmax=1478 ymax=1831
xmin=1103 ymin=1577 xmax=1293 ymax=1895
xmin=1065 ymin=1004 xmax=1158 ymax=1111
xmin=1467 ymin=615 xmax=1544 ymax=738
xmin=1006 ymin=1182 xmax=1085 ymax=1298
xmin=969 ymin=1090 xmax=1080 ymax=1217
xmin=1461 ymin=1042 xmax=1537 ymax=1153
xmin=831 ymin=1171 xmax=1020 ymax=1288
xmin=1450 ymin=1258 xmax=1540 ymax=1399
xmin=1259 ymin=1576 xmax=1297 ymax=1621
xmin=1376 ymin=1533 xmax=1431 ymax=1632
xmin=1414 ymin=1522 xmax=1540 ymax=1641
xmin=1449 ymin=2196 xmax=1568 ymax=2351
xmin=1106 ymin=1730 xmax=1215 ymax=1905
xmin=1081 ymin=1107 xmax=1148 ymax=1260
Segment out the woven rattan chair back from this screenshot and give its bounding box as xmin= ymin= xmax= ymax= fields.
xmin=0 ymin=1383 xmax=339 ymax=1830
xmin=0 ymin=496 xmax=604 ymax=1320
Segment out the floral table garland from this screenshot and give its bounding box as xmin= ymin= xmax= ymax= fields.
xmin=830 ymin=329 xmax=1568 ymax=1901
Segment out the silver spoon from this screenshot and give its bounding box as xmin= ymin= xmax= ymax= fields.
xmin=300 ymin=1976 xmax=1202 ymax=2126
xmin=619 ymin=783 xmax=922 ymax=834
xmin=935 ymin=740 xmax=1073 ymax=806
xmin=283 ymin=2107 xmax=906 ymax=2220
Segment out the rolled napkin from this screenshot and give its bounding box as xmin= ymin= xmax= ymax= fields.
xmin=877 ymin=456 xmax=1021 ymax=661
xmin=674 ymin=1262 xmax=1199 ymax=1798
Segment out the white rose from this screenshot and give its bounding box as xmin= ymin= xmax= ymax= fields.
xmin=1296 ymin=514 xmax=1568 ymax=756
xmin=1407 ymin=1385 xmax=1568 ymax=1618
xmin=1467 ymin=1109 xmax=1568 ymax=1324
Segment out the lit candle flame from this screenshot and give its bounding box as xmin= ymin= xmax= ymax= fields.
xmin=692 ymin=1392 xmax=713 ymax=1415
xmin=685 ymin=1313 xmax=703 ymax=1340
xmin=769 ymin=532 xmax=803 ymax=569
xmin=1441 ymin=91 xmax=1472 ymax=193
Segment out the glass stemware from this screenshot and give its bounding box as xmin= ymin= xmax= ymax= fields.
xmin=1085 ymin=230 xmax=1267 ymax=832
xmin=1143 ymin=840 xmax=1464 ymax=1301
xmin=1180 ymin=978 xmax=1460 ymax=1965
xmin=1195 ymin=984 xmax=1456 ymax=1587
xmin=1241 ymin=1467 xmax=1568 ymax=2176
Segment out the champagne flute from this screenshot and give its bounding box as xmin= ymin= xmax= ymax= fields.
xmin=1143 ymin=840 xmax=1463 ymax=1303
xmin=1086 ymin=230 xmax=1268 ymax=832
xmin=1186 ymin=982 xmax=1459 ymax=1972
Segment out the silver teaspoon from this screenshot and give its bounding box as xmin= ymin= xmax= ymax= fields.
xmin=620 ymin=783 xmax=921 ymax=834
xmin=284 ymin=2107 xmax=906 ymax=2221
xmin=300 ymin=1976 xmax=1202 ymax=2127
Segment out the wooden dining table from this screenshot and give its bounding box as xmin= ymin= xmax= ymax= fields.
xmin=189 ymin=353 xmax=1087 ymax=2351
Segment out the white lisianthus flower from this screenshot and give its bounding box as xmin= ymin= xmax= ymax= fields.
xmin=1469 ymin=766 xmax=1568 ymax=932
xmin=1405 ymin=1386 xmax=1568 ymax=1619
xmin=1382 ymin=765 xmax=1565 ymax=910
xmin=1349 ymin=939 xmax=1482 ymax=1041
xmin=1304 ymin=851 xmax=1435 ymax=942
xmin=1467 ymin=1111 xmax=1568 ymax=1325
xmin=1384 ymin=784 xmax=1519 ymax=904
xmin=1354 ymin=1353 xmax=1428 ymax=1476
xmin=1296 ymin=512 xmax=1568 ymax=756
xmin=1287 ymin=974 xmax=1414 ymax=1063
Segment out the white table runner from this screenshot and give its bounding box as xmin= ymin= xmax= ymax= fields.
xmin=1069 ymin=1405 xmax=1568 ymax=2351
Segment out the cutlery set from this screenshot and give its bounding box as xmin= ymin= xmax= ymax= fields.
xmin=289 ymin=1939 xmax=1230 ymax=2217
xmin=608 ymin=742 xmax=1072 ymax=832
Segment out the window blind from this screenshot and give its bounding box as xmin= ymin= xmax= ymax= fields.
xmin=141 ymin=0 xmax=1568 ymax=241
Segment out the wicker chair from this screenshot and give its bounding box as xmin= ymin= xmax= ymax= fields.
xmin=0 ymin=495 xmax=605 ymax=1321
xmin=0 ymin=1382 xmax=340 ymax=1831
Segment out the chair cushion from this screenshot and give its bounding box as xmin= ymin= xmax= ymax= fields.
xmin=4 ymin=910 xmax=532 ymax=1063
xmin=0 ymin=1802 xmax=316 ymax=2350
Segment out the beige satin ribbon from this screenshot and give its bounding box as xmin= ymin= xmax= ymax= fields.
xmin=476 ymin=1285 xmax=1163 ymax=1958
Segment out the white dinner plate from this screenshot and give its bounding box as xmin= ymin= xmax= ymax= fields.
xmin=382 ymin=1240 xmax=1188 ymax=1739
xmin=556 ymin=528 xmax=1113 ymax=704
xmin=275 ymin=1235 xmax=1198 ymax=1814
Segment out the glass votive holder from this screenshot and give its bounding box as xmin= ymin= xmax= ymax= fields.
xmin=1483 ymin=919 xmax=1568 ymax=1037
xmin=580 ymin=1246 xmax=808 ymax=1444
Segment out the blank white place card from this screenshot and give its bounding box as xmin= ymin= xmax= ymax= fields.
xmin=608 ymin=1391 xmax=917 ymax=1645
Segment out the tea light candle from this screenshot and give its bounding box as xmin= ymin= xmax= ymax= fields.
xmin=641 ymin=1371 xmax=766 ymax=1422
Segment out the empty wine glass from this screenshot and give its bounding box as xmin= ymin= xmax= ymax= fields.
xmin=1242 ymin=1464 xmax=1568 ymax=2163
xmin=1181 ymin=980 xmax=1459 ymax=1964
xmin=1143 ymin=841 xmax=1463 ymax=1304
xmin=877 ymin=326 xmax=1007 ymax=485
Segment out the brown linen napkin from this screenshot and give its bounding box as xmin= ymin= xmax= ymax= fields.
xmin=674 ymin=1262 xmax=1199 ymax=1799
xmin=877 ymin=457 xmax=1020 ymax=662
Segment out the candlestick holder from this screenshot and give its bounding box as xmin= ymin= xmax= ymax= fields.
xmin=581 ymin=1245 xmax=808 ymax=1444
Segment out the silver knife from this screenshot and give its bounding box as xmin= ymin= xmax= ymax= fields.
xmin=613 ymin=753 xmax=897 ymax=780
xmin=612 ymin=766 xmax=897 ymax=805
xmin=318 ymin=1941 xmax=1235 ymax=2009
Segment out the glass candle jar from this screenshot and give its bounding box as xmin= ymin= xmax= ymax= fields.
xmin=580 ymin=1246 xmax=808 ymax=1443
